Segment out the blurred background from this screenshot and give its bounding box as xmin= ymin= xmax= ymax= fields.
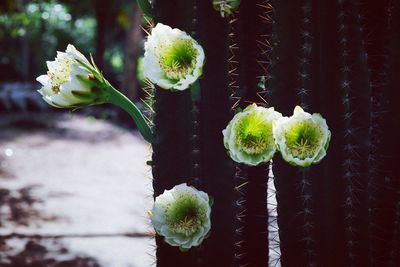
xmin=0 ymin=0 xmax=155 ymax=266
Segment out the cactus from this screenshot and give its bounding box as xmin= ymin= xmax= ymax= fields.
xmin=30 ymin=0 xmax=399 ymax=265
xmin=145 ymin=0 xmax=400 ymax=266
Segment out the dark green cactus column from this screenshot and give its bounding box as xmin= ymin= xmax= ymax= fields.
xmin=196 ymin=1 xmax=237 ymax=266
xmin=377 ymin=1 xmax=400 ymax=265
xmin=268 ymin=0 xmax=372 ymax=266
xmin=313 ymin=0 xmax=370 ymax=266
xmin=360 ymin=1 xmax=400 ymax=265
xmin=151 ymin=0 xmax=198 ymax=266
xmin=266 ymin=0 xmax=310 ymax=266
xmin=340 ymin=1 xmax=370 ymax=265
xmin=225 ymin=9 xmax=251 ymax=266
xmin=234 ymin=0 xmax=275 ymax=266
xmin=311 ymin=1 xmax=346 ymax=265
xmin=149 ymin=0 xmax=400 ymax=266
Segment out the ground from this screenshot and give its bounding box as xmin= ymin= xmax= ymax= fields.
xmin=0 ymin=112 xmax=155 ymax=267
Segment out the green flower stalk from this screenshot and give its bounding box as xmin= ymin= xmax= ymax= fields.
xmin=223 ymin=103 xmax=282 ymax=166
xmin=36 ymin=44 xmax=153 ymax=143
xmin=143 ymin=23 xmax=205 ymax=91
xmin=212 ymin=0 xmax=240 ymax=18
xmin=150 ymin=183 xmax=212 ymax=250
xmin=273 ymin=106 xmax=331 ymax=167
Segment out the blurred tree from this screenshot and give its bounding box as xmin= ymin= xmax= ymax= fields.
xmin=1 ymin=0 xmax=144 ymax=104
xmin=0 ymin=0 xmax=96 ymax=81
xmin=121 ymin=1 xmax=142 ymax=100
xmin=93 ymin=0 xmax=112 ymax=71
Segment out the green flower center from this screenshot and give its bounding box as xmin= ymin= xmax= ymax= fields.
xmin=160 ymin=39 xmax=198 ymax=82
xmin=284 ymin=119 xmax=323 ymax=159
xmin=166 ymin=194 xmax=205 ymax=236
xmin=235 ymin=112 xmax=273 ymax=155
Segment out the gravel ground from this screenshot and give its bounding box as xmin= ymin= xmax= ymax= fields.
xmin=0 ymin=112 xmax=155 ymax=267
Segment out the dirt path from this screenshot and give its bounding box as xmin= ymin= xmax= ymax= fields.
xmin=0 ymin=113 xmax=155 ymax=266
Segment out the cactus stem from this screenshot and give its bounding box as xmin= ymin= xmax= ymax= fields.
xmin=337 ymin=5 xmax=357 ymax=263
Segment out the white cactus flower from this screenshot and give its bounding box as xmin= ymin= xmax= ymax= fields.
xmin=143 ymin=23 xmax=205 ymax=91
xmin=151 ymin=183 xmax=212 ymax=250
xmin=273 ymin=106 xmax=331 ymax=167
xmin=212 ymin=0 xmax=241 ymax=17
xmin=223 ymin=104 xmax=282 ymax=166
xmin=36 ymin=44 xmax=105 ymax=108
xmin=36 ymin=44 xmax=155 ymax=143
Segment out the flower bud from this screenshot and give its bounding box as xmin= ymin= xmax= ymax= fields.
xmin=37 ymin=44 xmax=106 ymax=108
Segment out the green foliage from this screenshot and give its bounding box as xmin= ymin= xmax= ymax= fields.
xmin=104 ymin=46 xmax=124 ymax=74
xmin=1 ymin=2 xmax=78 ymax=42
xmin=0 ymin=0 xmax=95 ymax=80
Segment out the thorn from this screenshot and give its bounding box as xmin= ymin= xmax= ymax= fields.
xmin=345 ymin=128 xmax=355 ymax=137
xmin=341 ymin=80 xmax=351 ymax=89
xmin=235 ymin=181 xmax=249 ymax=191
xmin=140 ymin=25 xmax=151 ymax=36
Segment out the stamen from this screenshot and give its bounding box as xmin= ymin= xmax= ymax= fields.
xmin=51 ymin=85 xmax=60 ymax=93
xmin=285 ymin=120 xmax=322 ymax=159
xmin=236 ymin=113 xmax=272 ymax=154
xmin=160 ymin=39 xmax=198 ymax=81
xmin=166 ymin=195 xmax=204 ymax=236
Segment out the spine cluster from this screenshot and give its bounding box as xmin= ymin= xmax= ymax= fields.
xmin=298 ymin=1 xmax=316 ymax=265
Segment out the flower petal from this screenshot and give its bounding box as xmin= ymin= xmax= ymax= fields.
xmin=150 ymin=183 xmax=212 ymax=250
xmin=143 ymin=23 xmax=205 ymax=91
xmin=37 ymin=45 xmax=106 ymax=109
xmin=223 ymin=104 xmax=282 ymax=166
xmin=66 ymin=44 xmax=91 ymax=65
xmin=273 ymin=106 xmax=330 ymax=167
xmin=36 ymin=75 xmax=50 ymax=86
